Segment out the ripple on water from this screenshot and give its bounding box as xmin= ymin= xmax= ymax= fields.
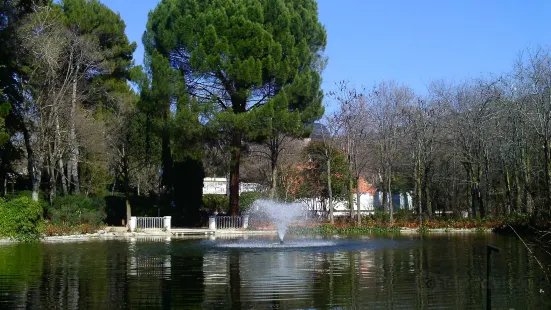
xmin=213 ymin=239 xmax=339 ymax=249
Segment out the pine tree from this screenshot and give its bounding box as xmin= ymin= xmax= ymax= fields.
xmin=146 ymin=0 xmax=326 ymax=214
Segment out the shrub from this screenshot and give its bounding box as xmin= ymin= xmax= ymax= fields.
xmin=239 ymin=191 xmax=264 ymax=213
xmin=0 ymin=196 xmax=44 ymax=241
xmin=394 ymin=209 xmax=414 ymax=222
xmin=202 ymin=192 xmax=267 ymax=214
xmin=372 ymin=210 xmax=390 ymax=223
xmin=50 ymin=195 xmax=106 ymax=227
xmin=202 ymin=194 xmax=229 ymax=214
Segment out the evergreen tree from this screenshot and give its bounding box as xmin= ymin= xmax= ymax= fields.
xmin=59 ymin=0 xmax=136 ymax=195
xmin=145 ymin=0 xmax=326 ymax=214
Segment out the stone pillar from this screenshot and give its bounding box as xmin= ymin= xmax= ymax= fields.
xmin=242 ymin=214 xmax=250 ymax=229
xmin=163 ymin=216 xmax=172 ymax=231
xmin=209 ymin=216 xmax=217 ymax=230
xmin=130 ymin=216 xmax=137 ymax=232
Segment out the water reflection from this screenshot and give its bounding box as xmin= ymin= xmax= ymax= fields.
xmin=0 ymin=234 xmax=549 ymax=308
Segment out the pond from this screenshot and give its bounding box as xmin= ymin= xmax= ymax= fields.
xmin=0 ymin=234 xmax=549 ymax=309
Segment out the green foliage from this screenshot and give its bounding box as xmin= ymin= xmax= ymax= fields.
xmin=80 ymin=155 xmax=113 ymax=197
xmin=146 ymin=0 xmax=327 ymax=213
xmin=0 ymin=196 xmax=44 ymax=242
xmin=0 ymin=92 xmax=10 ymax=145
xmin=60 ymin=0 xmax=136 ymax=84
xmin=290 ymin=224 xmax=401 ymax=236
xmin=371 ymin=210 xmax=391 ymax=223
xmin=394 ymin=209 xmax=414 ymax=222
xmin=50 ymin=195 xmax=106 ymax=227
xmin=202 ymin=194 xmax=229 ymax=214
xmin=239 ymin=191 xmax=264 ymax=213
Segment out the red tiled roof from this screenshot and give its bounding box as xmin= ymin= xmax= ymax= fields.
xmin=354 ymin=177 xmax=377 ymax=195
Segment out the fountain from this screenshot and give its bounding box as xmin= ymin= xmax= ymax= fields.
xmin=209 ymin=199 xmax=342 ymax=249
xmin=250 ymin=199 xmax=306 ymax=243
xmin=208 ymin=199 xmax=391 ymax=249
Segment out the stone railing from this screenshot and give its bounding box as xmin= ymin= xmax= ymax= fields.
xmin=209 ymin=215 xmax=249 ymax=230
xmin=130 ymin=216 xmax=171 ymax=231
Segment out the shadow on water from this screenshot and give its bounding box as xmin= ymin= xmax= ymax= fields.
xmin=0 ymin=234 xmax=549 ymax=308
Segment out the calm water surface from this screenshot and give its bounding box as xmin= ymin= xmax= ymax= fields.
xmin=0 ymin=234 xmax=549 ymax=309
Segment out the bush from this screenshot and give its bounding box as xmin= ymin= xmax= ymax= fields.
xmin=239 ymin=191 xmax=264 ymax=213
xmin=202 ymin=192 xmax=266 ymax=215
xmin=394 ymin=209 xmax=414 ymax=222
xmin=0 ymin=196 xmax=44 ymax=241
xmin=50 ymin=195 xmax=106 ymax=227
xmin=372 ymin=210 xmax=390 ymax=223
xmin=202 ymin=194 xmax=229 ymax=214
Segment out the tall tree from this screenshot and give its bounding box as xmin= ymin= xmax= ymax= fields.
xmin=145 ymin=0 xmax=326 ymax=215
xmin=329 ymin=81 xmax=371 ymax=224
xmin=16 ymin=5 xmax=104 ymax=201
xmin=368 ymin=81 xmax=413 ymax=224
xmin=60 ymin=0 xmax=136 ymax=195
xmin=0 ymin=0 xmax=51 ymax=196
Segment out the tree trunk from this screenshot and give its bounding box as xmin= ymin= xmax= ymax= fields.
xmin=126 ymin=199 xmax=132 ymax=231
xmin=425 ymin=184 xmax=433 ymax=216
xmin=58 ymin=158 xmax=67 ymax=195
xmin=521 ymin=145 xmax=531 ymax=214
xmin=32 ymin=157 xmax=42 ymax=202
xmin=229 ymin=130 xmax=242 ymax=216
xmin=415 ymin=154 xmax=422 ymax=217
xmin=348 ymin=173 xmax=354 ymax=219
xmin=22 ymin=126 xmax=41 ymax=201
xmin=68 ymin=64 xmax=80 ymax=194
xmin=356 ymin=175 xmax=361 ymax=226
xmin=505 ymin=167 xmax=512 ymax=215
xmin=514 ymin=169 xmax=521 ymax=212
xmin=380 ymin=171 xmax=387 ymax=212
xmin=48 ymin=155 xmax=56 ymax=202
xmin=477 ymin=166 xmax=485 ymax=218
xmin=327 ymin=153 xmax=333 ymax=224
xmin=269 ymin=156 xmax=278 ymax=199
xmin=55 ymin=109 xmax=67 ymax=195
xmin=388 ymin=165 xmax=393 ymax=225
xmin=484 ymin=148 xmax=491 ymax=216
xmin=122 ymin=144 xmax=132 ymax=230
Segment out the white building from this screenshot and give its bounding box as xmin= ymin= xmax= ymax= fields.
xmin=203 ymin=178 xmax=264 ymax=195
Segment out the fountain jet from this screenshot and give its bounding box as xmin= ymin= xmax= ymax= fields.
xmin=249 ymin=199 xmax=306 ymax=243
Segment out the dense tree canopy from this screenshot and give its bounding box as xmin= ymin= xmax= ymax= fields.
xmin=145 ymin=0 xmax=327 ymax=215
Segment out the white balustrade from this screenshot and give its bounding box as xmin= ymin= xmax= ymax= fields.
xmin=130 ymin=216 xmax=172 ymax=231
xmin=213 ymin=215 xmax=249 ymax=230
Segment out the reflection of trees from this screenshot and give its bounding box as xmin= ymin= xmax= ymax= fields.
xmin=126 ymin=238 xmax=172 ymax=308
xmin=0 ymin=244 xmax=43 ymax=307
xmin=230 ymin=252 xmax=241 ymax=309
xmin=0 ymin=236 xmax=550 ymax=308
xmin=163 ymin=244 xmax=203 ymax=309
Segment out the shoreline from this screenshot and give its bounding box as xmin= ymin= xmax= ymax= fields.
xmin=0 ymin=227 xmax=494 ymax=244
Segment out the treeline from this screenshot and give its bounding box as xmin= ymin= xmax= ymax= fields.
xmin=0 ymin=0 xmax=328 ymax=227
xmin=316 ymin=47 xmax=551 ymax=224
xmin=0 ymin=0 xmax=203 ymax=226
xmin=0 ymin=0 xmax=137 ymax=200
xmin=4 ymin=0 xmax=548 ymax=229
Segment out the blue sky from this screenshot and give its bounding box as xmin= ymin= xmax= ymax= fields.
xmin=102 ymin=0 xmax=551 ymax=96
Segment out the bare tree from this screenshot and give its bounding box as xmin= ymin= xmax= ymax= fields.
xmin=513 ymin=47 xmax=551 ymax=215
xmin=330 ymin=81 xmax=371 ymax=225
xmin=367 ymin=81 xmax=414 ymax=224
xmin=16 ymin=6 xmax=104 ymax=201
